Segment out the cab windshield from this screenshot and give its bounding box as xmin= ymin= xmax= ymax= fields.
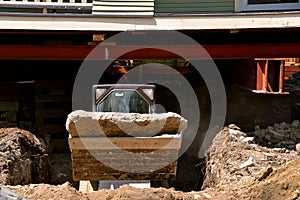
xmin=97 ymin=90 xmax=149 ymax=114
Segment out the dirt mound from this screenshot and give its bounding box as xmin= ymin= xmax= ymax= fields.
xmin=237 ymin=157 xmax=300 ymax=200
xmin=203 ymin=125 xmax=298 ymax=189
xmin=8 ymin=182 xmax=88 ymax=200
xmin=0 ymin=128 xmax=49 ymax=185
xmin=4 ymin=125 xmax=300 ymax=200
xmin=7 ymin=182 xmax=211 ymax=200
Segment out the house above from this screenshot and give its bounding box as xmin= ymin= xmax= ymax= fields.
xmin=0 ymin=0 xmax=300 ymax=31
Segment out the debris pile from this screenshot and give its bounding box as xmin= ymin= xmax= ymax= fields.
xmin=0 ymin=128 xmax=49 ymax=185
xmin=285 ymin=71 xmax=300 ymax=92
xmin=254 ymin=120 xmax=300 ymax=149
xmin=202 ymin=125 xmax=298 ymax=190
xmin=285 ymin=71 xmax=300 ymax=119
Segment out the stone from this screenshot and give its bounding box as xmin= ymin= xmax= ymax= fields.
xmin=296 ymin=143 xmax=300 ymax=154
xmin=228 ymin=124 xmax=241 ymax=130
xmin=256 ymin=167 xmax=273 ymax=181
xmin=66 ymin=110 xmax=188 ymax=137
xmin=265 ymin=134 xmax=271 ymax=141
xmin=239 ymin=157 xmax=255 ymax=169
xmin=291 ymin=120 xmax=300 ymax=127
xmin=279 ymin=122 xmax=288 ymax=129
xmin=242 ymin=137 xmax=254 ymax=143
xmin=229 ymin=129 xmax=240 ymax=135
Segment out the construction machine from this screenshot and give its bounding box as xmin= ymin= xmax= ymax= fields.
xmin=66 ymin=84 xmax=187 ymax=192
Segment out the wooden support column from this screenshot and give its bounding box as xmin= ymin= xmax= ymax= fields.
xmin=255 ymin=58 xmax=288 ymax=94
xmin=256 ymin=59 xmax=268 ymax=92
xmin=279 ymin=60 xmax=285 ymax=93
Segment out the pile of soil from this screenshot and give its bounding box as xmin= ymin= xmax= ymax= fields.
xmin=0 ymin=128 xmax=49 ymax=185
xmin=236 ymin=157 xmax=300 ymax=200
xmin=3 ymin=125 xmax=300 ymax=200
xmin=7 ymin=182 xmax=212 ymax=200
xmin=203 ymin=125 xmax=298 ymax=189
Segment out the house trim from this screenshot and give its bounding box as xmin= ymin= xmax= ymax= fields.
xmin=1 ymin=11 xmax=300 ymax=31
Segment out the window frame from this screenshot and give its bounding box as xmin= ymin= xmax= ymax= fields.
xmin=238 ymin=0 xmax=300 ymax=11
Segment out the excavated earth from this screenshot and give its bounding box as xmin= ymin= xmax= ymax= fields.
xmin=0 ymin=128 xmax=49 ymax=185
xmin=1 ymin=123 xmax=300 ymax=200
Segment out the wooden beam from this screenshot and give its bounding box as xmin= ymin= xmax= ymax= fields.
xmin=0 ymin=44 xmax=299 ymax=60
xmin=68 ymin=137 xmax=182 ymax=150
xmin=256 ymin=60 xmax=264 ymax=91
xmin=279 ymin=60 xmax=285 ymax=93
xmin=262 ymin=60 xmax=268 ymax=92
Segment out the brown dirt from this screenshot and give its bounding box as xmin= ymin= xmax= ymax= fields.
xmin=0 ymin=127 xmax=49 ymax=185
xmin=2 ymin=125 xmax=300 ymax=200
xmin=237 ymin=157 xmax=300 ymax=200
xmin=203 ymin=125 xmax=298 ymax=190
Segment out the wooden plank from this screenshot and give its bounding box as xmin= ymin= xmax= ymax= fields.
xmin=0 ymin=101 xmax=18 ymax=112
xmin=73 ymin=171 xmax=176 ymax=181
xmin=72 ymin=162 xmax=177 ymax=173
xmin=279 ymin=60 xmax=285 ymax=93
xmin=71 ymin=149 xmax=179 ymax=162
xmin=79 ymin=181 xmax=94 ymax=193
xmin=256 ymin=60 xmax=264 ymax=91
xmin=69 ymin=137 xmax=182 ymax=150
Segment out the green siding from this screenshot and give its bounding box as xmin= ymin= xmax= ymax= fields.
xmin=155 ymin=0 xmax=235 ymax=14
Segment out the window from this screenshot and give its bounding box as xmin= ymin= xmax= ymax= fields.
xmin=238 ymin=0 xmax=300 ymax=11
xmin=97 ymin=90 xmax=149 ymax=114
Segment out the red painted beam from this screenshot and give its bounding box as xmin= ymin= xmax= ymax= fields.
xmin=0 ymin=44 xmax=299 ymax=60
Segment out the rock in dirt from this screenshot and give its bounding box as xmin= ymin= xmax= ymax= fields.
xmin=0 ymin=128 xmax=49 ymax=185
xmin=66 ymin=110 xmax=188 ymax=137
xmin=296 ymin=143 xmax=300 ymax=154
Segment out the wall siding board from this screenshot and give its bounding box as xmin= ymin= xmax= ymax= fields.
xmin=92 ymin=0 xmax=154 ymax=15
xmin=155 ymin=0 xmax=235 ymax=14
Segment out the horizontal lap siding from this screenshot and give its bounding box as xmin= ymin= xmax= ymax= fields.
xmin=155 ymin=0 xmax=235 ymax=14
xmin=92 ymin=0 xmax=154 ymax=15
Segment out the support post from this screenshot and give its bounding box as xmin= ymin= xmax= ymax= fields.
xmin=279 ymin=60 xmax=285 ymax=93
xmin=256 ymin=60 xmax=268 ymax=92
